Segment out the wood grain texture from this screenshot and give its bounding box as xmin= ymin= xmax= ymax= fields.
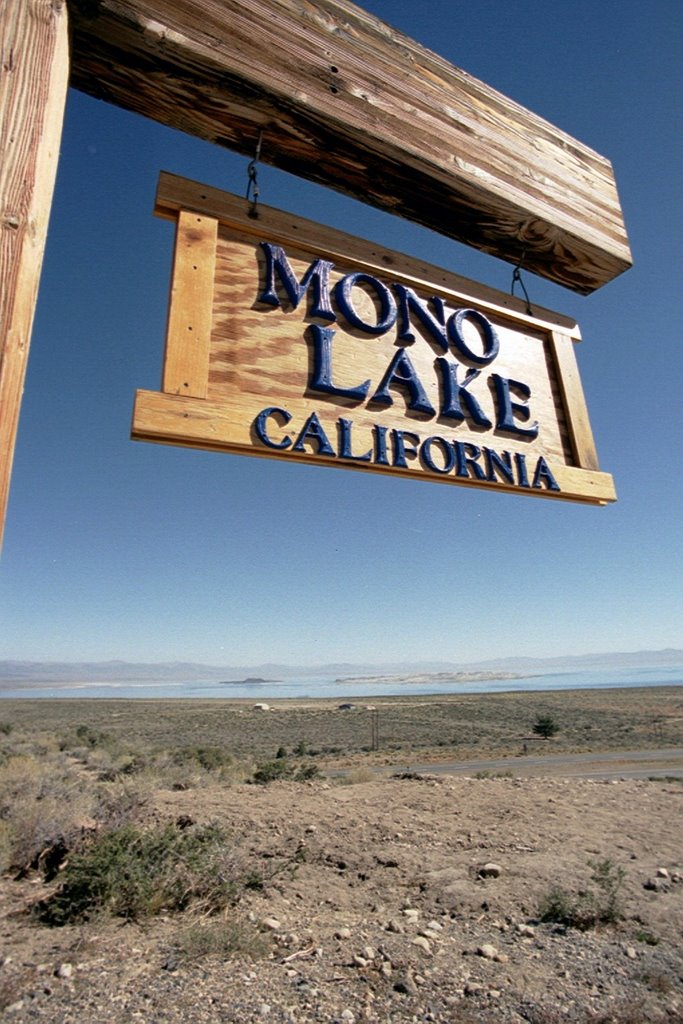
xmin=547 ymin=331 xmax=601 ymax=472
xmin=67 ymin=0 xmax=631 ymax=294
xmin=156 ymin=173 xmax=582 ymax=338
xmin=0 ymin=0 xmax=69 ymax=548
xmin=162 ymin=210 xmax=218 ymax=397
xmin=132 ymin=390 xmax=617 ymax=505
xmin=132 ymin=175 xmax=616 ymax=505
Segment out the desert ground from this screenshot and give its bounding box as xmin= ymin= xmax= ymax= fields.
xmin=0 ymin=687 xmax=681 ymax=1023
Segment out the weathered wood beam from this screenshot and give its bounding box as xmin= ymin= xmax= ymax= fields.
xmin=67 ymin=0 xmax=631 ymax=294
xmin=0 ymin=0 xmax=70 ymax=549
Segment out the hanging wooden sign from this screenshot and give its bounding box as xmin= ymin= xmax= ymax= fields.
xmin=132 ymin=173 xmax=616 ymax=505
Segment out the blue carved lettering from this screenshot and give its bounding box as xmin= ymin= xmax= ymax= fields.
xmin=435 ymin=357 xmax=492 ymax=427
xmin=309 ymin=325 xmax=370 ymax=401
xmin=258 ymin=242 xmax=335 ymax=321
xmin=514 ymin=452 xmax=530 ymax=488
xmin=484 ymin=447 xmax=515 ymax=485
xmin=394 ymin=285 xmax=448 ymax=351
xmin=447 ymin=308 xmax=500 ymax=367
xmin=254 ymin=406 xmax=292 ymax=449
xmin=372 ymin=349 xmax=435 ymax=416
xmin=373 ymin=424 xmax=390 ymax=465
xmin=391 ymin=429 xmax=421 ymax=468
xmin=532 ymin=456 xmax=560 ymax=491
xmin=421 ymin=436 xmax=456 ymax=474
xmin=292 ymin=412 xmax=335 ymax=456
xmin=491 ymin=374 xmax=539 ymax=439
xmin=334 ymin=272 xmax=397 ymax=335
xmin=338 ymin=418 xmax=372 ymax=462
xmin=454 ymin=441 xmax=486 ymax=480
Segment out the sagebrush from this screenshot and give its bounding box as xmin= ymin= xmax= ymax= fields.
xmin=35 ymin=821 xmax=238 ymax=925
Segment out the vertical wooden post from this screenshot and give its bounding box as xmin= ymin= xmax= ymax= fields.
xmin=0 ymin=0 xmax=69 ymax=548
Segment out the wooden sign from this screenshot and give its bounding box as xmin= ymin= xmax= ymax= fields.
xmin=132 ymin=173 xmax=616 ymax=505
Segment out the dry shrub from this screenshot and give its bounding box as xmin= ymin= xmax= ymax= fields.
xmin=0 ymin=754 xmax=96 ymax=876
xmin=338 ymin=767 xmax=375 ymax=785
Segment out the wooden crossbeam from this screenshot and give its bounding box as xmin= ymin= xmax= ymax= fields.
xmin=67 ymin=0 xmax=631 ymax=295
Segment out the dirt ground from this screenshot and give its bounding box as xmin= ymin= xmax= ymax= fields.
xmin=1 ymin=690 xmax=682 ymax=1023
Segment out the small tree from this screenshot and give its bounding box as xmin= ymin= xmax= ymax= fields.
xmin=533 ymin=714 xmax=559 ymax=739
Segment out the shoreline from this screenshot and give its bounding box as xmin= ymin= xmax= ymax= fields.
xmin=0 ymin=680 xmax=681 ymax=705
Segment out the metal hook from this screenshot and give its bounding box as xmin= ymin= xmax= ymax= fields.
xmin=511 ymin=250 xmax=533 ymax=317
xmin=246 ymin=129 xmax=264 ymax=218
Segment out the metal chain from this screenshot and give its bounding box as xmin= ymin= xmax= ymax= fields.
xmin=510 ymin=251 xmax=533 ymax=317
xmin=246 ymin=129 xmax=264 ymax=218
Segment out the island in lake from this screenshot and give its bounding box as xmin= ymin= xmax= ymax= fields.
xmin=334 ymin=670 xmax=527 ymax=686
xmin=218 ymin=677 xmax=278 ymax=686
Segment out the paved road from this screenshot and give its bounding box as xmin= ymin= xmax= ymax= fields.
xmin=370 ymin=747 xmax=683 ymax=781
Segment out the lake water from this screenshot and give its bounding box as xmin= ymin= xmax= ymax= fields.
xmin=1 ymin=664 xmax=681 ymax=700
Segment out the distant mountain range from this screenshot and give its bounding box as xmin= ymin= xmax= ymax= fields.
xmin=0 ymin=649 xmax=681 ymax=684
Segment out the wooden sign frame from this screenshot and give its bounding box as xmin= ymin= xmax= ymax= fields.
xmin=132 ymin=173 xmax=616 ymax=506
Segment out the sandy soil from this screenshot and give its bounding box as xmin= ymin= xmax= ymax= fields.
xmin=1 ymin=769 xmax=682 ymax=1023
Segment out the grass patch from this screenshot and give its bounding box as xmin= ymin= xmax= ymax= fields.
xmin=173 ymin=918 xmax=270 ymax=962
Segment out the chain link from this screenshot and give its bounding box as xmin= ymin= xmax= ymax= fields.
xmin=510 ymin=251 xmax=533 ymax=317
xmin=246 ymin=130 xmax=264 ymax=218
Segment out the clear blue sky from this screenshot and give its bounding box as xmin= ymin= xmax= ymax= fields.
xmin=1 ymin=1 xmax=681 ymax=667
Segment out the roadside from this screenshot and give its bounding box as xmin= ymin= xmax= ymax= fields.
xmin=366 ymin=747 xmax=683 ymax=781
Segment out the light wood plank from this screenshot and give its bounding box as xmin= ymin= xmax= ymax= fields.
xmin=0 ymin=0 xmax=69 ymax=548
xmin=548 ymin=331 xmax=600 ymax=471
xmin=162 ymin=210 xmax=218 ymax=397
xmin=67 ymin=0 xmax=631 ymax=293
xmin=132 ymin=390 xmax=616 ymax=505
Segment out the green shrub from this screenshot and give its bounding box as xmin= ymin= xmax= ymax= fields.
xmin=251 ymin=757 xmax=321 ymax=784
xmin=75 ymin=724 xmax=111 ymax=749
xmin=251 ymin=758 xmax=293 ymax=784
xmin=171 ymin=746 xmax=233 ymax=772
xmin=35 ymin=821 xmax=237 ymax=925
xmin=589 ymin=857 xmax=626 ymax=923
xmin=538 ymin=858 xmax=625 ymax=929
xmin=533 ymin=715 xmax=559 ymax=739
